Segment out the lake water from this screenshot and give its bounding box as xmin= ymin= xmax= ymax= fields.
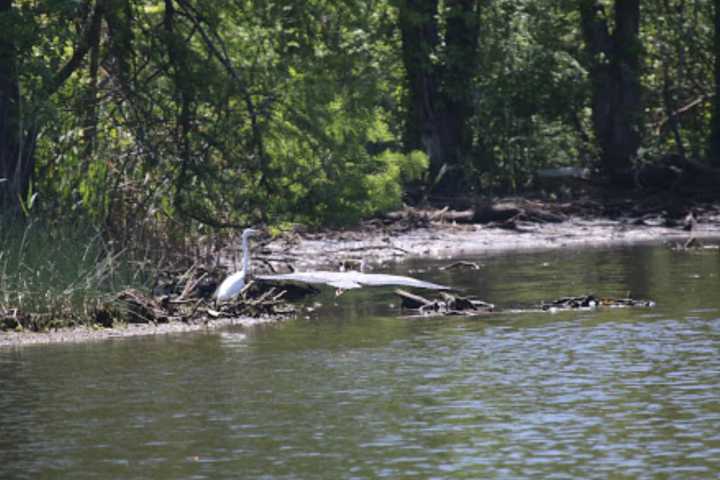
xmin=1 ymin=244 xmax=720 ymax=479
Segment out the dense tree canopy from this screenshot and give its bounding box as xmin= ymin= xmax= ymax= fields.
xmin=0 ymin=0 xmax=718 ymax=235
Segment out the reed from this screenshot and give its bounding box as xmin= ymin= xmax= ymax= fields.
xmin=0 ymin=218 xmax=151 ymax=330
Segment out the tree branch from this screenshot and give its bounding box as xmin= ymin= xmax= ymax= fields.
xmin=46 ymin=0 xmax=105 ymax=96
xmin=174 ymin=0 xmax=271 ymax=193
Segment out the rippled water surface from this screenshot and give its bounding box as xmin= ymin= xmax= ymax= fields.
xmin=2 ymin=244 xmax=720 ymax=479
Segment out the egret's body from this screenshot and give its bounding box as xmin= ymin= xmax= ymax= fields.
xmin=214 ymin=270 xmax=248 ymax=301
xmin=214 ymin=228 xmax=258 ymax=302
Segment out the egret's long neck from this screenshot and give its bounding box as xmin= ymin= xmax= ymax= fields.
xmin=241 ymin=235 xmax=251 ymax=274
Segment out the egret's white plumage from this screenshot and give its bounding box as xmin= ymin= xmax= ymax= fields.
xmin=214 ymin=270 xmax=248 ymax=301
xmin=256 ymin=271 xmax=450 ymax=291
xmin=214 ymin=228 xmax=259 ymax=301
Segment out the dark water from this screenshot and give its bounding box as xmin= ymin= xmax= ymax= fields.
xmin=2 ymin=244 xmax=720 ymax=479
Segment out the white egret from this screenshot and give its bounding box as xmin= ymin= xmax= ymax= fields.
xmin=214 ymin=228 xmax=259 ymax=301
xmin=215 ymin=228 xmax=451 ymax=302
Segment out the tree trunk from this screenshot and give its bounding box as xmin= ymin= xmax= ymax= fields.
xmin=579 ymin=0 xmax=642 ymax=181
xmin=397 ymin=0 xmax=479 ymax=196
xmin=0 ymin=0 xmax=29 ymax=211
xmin=710 ymin=0 xmax=720 ymax=166
xmin=397 ymin=0 xmax=439 ymax=154
xmin=435 ymin=0 xmax=479 ymax=194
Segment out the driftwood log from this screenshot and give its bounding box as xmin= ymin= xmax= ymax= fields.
xmin=394 ymin=290 xmax=655 ymax=317
xmin=383 ymin=202 xmax=568 ymax=226
xmin=395 ymin=289 xmax=494 ymax=316
xmin=440 ymin=261 xmax=481 ymax=271
xmin=540 ymin=294 xmax=655 ymax=310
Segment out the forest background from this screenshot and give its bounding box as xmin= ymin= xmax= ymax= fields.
xmin=1 ymin=0 xmax=720 ymax=241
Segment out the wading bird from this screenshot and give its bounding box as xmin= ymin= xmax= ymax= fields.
xmin=214 ymin=228 xmax=259 ymax=301
xmin=215 ymin=228 xmax=451 ymax=302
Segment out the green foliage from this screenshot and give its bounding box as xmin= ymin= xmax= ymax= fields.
xmin=470 ymin=0 xmax=591 ymax=191
xmin=640 ymin=0 xmax=714 ymax=162
xmin=3 ymin=0 xmax=718 ymax=237
xmin=18 ymin=0 xmax=414 ymax=229
xmin=364 ymin=150 xmax=429 ymax=216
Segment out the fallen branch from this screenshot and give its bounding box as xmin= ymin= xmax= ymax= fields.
xmin=395 ymin=289 xmax=433 ymax=309
xmin=395 ymin=289 xmax=494 ymax=316
xmin=540 ymin=294 xmax=655 ymax=310
xmin=440 ymin=261 xmax=481 ymax=271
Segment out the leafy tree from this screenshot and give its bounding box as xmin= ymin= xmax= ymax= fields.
xmin=0 ymin=0 xmax=103 ymax=212
xmin=2 ymin=0 xmax=427 ymax=231
xmin=3 ymin=0 xmax=719 ymax=237
xmin=470 ymin=0 xmax=590 ymax=192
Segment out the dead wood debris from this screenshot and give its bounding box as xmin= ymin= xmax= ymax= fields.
xmin=375 ymin=197 xmax=720 ymax=233
xmin=206 ymin=284 xmax=295 ymax=320
xmin=102 ymin=273 xmax=297 ymax=328
xmin=1 ymin=306 xmax=84 ymax=332
xmin=1 ymin=265 xmax=298 ymax=333
xmin=393 ymin=290 xmax=656 ymax=318
xmin=0 ymin=309 xmax=31 ymax=332
xmin=670 ymin=236 xmax=720 ymax=251
xmin=395 ymin=289 xmax=494 ymax=316
xmin=540 ymin=295 xmax=656 ymax=311
xmin=440 ymin=261 xmax=481 ymax=271
xmin=379 ymin=201 xmax=571 ymax=228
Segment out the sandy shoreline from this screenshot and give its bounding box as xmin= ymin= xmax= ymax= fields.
xmin=0 ymin=316 xmax=282 ymax=349
xmin=270 ymin=217 xmax=720 ymax=270
xmin=3 ymin=214 xmax=720 ymax=348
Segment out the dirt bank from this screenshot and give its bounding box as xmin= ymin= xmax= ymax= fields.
xmin=0 ymin=316 xmax=281 ymax=349
xmin=260 ymin=207 xmax=720 ymax=272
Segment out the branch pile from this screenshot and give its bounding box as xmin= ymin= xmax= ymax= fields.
xmin=0 ymin=264 xmax=297 ymax=333
xmin=540 ymin=295 xmax=656 ymax=311
xmin=395 ymin=289 xmax=495 ymax=316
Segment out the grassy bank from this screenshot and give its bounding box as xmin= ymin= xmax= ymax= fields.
xmin=0 ymin=219 xmax=153 ymax=331
xmin=0 ymin=217 xmax=290 ymax=334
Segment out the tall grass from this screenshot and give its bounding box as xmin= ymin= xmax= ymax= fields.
xmin=0 ymin=218 xmax=151 ymax=329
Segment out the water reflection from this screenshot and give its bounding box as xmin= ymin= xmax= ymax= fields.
xmin=218 ymin=331 xmax=248 ymax=347
xmin=1 ymin=244 xmax=720 ymax=478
